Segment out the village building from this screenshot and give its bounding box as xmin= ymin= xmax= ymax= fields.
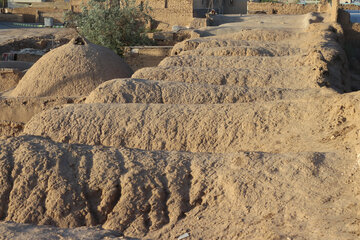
xmin=2 ymin=0 xmax=248 ymax=30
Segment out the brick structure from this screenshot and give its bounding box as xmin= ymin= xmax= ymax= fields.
xmin=140 ymin=0 xmax=247 ymax=29
xmin=4 ymin=0 xmax=247 ymax=29
xmin=136 ymin=0 xmax=194 ymax=30
xmin=7 ymin=0 xmax=73 ymax=23
xmin=247 ymin=2 xmax=318 ymax=15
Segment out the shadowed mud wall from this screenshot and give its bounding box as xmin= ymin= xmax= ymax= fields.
xmin=337 ymin=8 xmax=360 ymax=90
xmin=133 ymin=66 xmax=324 ymax=89
xmin=85 ymin=78 xmax=328 ymax=104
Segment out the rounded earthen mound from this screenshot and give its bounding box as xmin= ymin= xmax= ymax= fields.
xmin=0 ymin=136 xmax=356 ymax=239
xmin=10 ymin=37 xmax=133 ymax=97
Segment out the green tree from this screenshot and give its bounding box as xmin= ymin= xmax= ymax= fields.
xmin=65 ymin=0 xmax=153 ymax=55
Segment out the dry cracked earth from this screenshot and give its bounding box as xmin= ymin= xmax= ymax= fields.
xmin=0 ymin=13 xmax=360 ymax=239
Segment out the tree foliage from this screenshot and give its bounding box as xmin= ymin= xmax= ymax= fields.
xmin=65 ymin=0 xmax=153 ymax=55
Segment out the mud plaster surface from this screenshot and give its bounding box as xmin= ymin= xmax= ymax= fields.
xmin=132 ymin=66 xmax=322 ymax=89
xmin=1 ymin=11 xmax=360 ymax=240
xmin=8 ymin=38 xmax=133 ymax=98
xmin=0 ymin=136 xmax=359 ymax=239
xmin=25 ymin=93 xmax=360 ymax=154
xmin=85 ymin=78 xmax=335 ymax=105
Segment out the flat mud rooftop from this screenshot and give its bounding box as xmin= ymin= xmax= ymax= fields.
xmin=0 ymin=10 xmax=360 ymax=240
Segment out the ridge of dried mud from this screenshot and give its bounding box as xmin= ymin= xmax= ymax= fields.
xmin=177 ymin=45 xmax=303 ymax=57
xmin=85 ymin=78 xmax=335 ymax=104
xmin=24 ymin=94 xmax=360 ymax=154
xmin=171 ymin=37 xmax=302 ymax=56
xmin=0 ymin=136 xmax=359 ymax=239
xmin=132 ymin=66 xmax=324 ymax=89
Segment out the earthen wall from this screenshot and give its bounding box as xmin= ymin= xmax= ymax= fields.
xmin=136 ymin=0 xmax=194 ymax=30
xmin=6 ymin=0 xmax=195 ymax=29
xmin=247 ymin=2 xmax=321 ymax=15
xmin=193 ymin=0 xmax=247 ymax=14
xmin=0 ymin=13 xmax=23 ymax=22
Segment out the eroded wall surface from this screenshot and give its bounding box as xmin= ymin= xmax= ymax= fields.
xmin=136 ymin=0 xmax=194 ymax=30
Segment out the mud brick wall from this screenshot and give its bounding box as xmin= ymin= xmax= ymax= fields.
xmin=248 ymin=2 xmax=320 ymax=15
xmin=136 ymin=0 xmax=194 ymax=30
xmin=0 ymin=13 xmax=23 ymax=22
xmin=9 ymin=1 xmax=71 ymax=23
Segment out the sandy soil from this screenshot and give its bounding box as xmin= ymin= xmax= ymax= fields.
xmin=132 ymin=66 xmax=322 ymax=89
xmin=0 ymin=11 xmax=360 ymax=240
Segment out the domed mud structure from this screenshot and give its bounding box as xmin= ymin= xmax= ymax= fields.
xmin=10 ymin=37 xmax=133 ymax=97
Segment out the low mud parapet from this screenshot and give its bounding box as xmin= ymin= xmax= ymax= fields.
xmin=247 ymin=2 xmax=327 ymax=15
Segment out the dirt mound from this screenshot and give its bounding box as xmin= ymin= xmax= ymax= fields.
xmin=198 ymin=28 xmax=299 ymax=41
xmin=178 ymin=46 xmax=301 ymax=57
xmin=85 ymin=78 xmax=331 ymax=104
xmin=172 ymin=39 xmax=252 ymax=56
xmin=159 ymin=54 xmax=316 ymax=69
xmin=132 ymin=66 xmax=324 ymax=89
xmin=303 ymin=12 xmax=327 ymax=29
xmin=24 ymin=93 xmax=360 ymax=154
xmin=156 ymin=51 xmax=346 ymax=90
xmin=85 ymin=78 xmax=163 ymax=104
xmin=171 ymin=38 xmax=301 ymax=56
xmin=0 ymin=136 xmax=358 ymax=239
xmin=9 ymin=37 xmax=133 ymax=97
